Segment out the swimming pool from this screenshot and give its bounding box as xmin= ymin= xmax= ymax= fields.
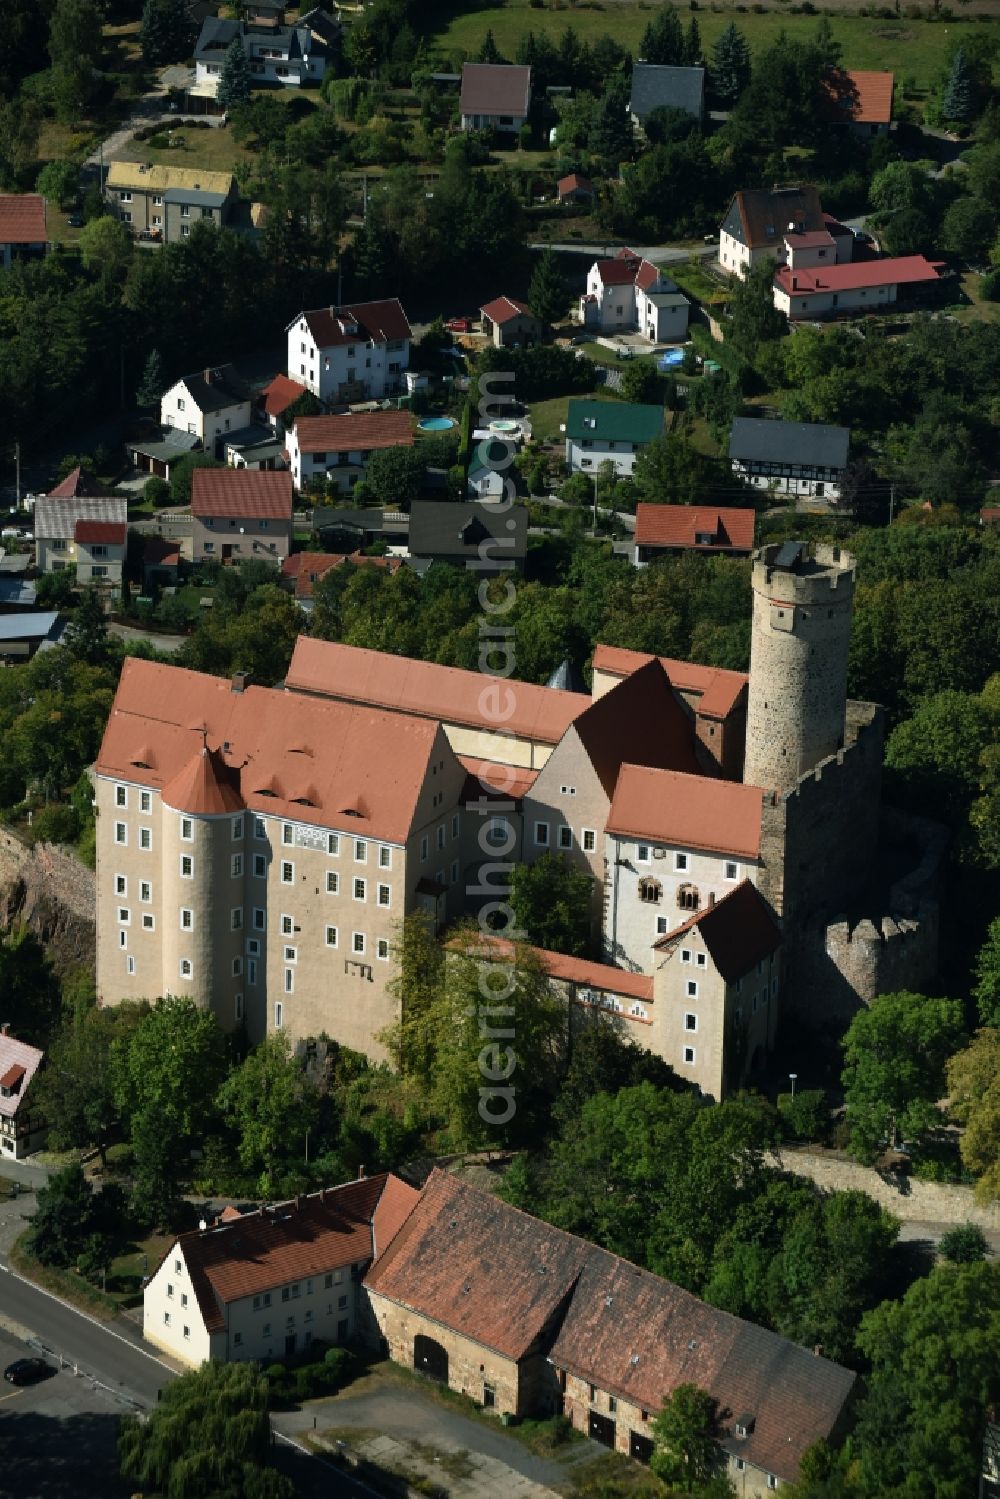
xmin=418 ymin=416 xmax=456 ymax=432
xmin=658 ymin=349 xmax=685 ymax=369
xmin=489 ymin=419 xmax=519 ymax=433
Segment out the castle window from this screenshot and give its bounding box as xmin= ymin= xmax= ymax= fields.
xmin=115 ymin=875 xmax=127 ymax=895
xmin=680 ymin=948 xmax=691 ymax=964
xmin=725 ymin=861 xmax=738 ymax=881
xmin=534 ymin=822 xmax=549 ymax=847
xmin=328 ymin=833 xmax=340 ymax=855
xmin=683 ymin=1046 xmax=695 ymax=1065
xmin=687 ymin=980 xmax=698 ymax=998
xmin=678 ymin=885 xmax=699 ymax=912
xmin=637 ymin=844 xmax=650 ymax=864
xmin=582 ymin=829 xmax=596 ymax=852
xmin=674 ymin=852 xmax=688 ymax=872
xmin=696 ymin=953 xmax=707 ymax=969
xmin=115 ymin=785 xmax=127 ymax=808
xmin=638 ymin=877 xmax=661 ymax=905
xmin=656 ymin=917 xmax=667 ymax=935
xmin=558 ymin=826 xmax=572 ymax=849
xmin=685 ymin=1013 xmax=697 ymax=1031
xmin=326 ymin=871 xmax=339 ymax=894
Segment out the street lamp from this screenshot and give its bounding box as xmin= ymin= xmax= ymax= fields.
xmin=789 ymin=1072 xmax=798 ymax=1099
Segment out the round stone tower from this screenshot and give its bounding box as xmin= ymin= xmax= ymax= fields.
xmin=744 ymin=541 xmax=855 ymax=792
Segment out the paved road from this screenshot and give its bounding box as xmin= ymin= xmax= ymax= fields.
xmin=530 ymin=239 xmax=717 ymax=263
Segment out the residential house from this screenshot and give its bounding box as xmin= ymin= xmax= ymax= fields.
xmin=223 ymin=424 xmax=288 ymax=472
xmin=48 ymin=466 xmax=106 ymax=500
xmin=0 ymin=195 xmax=47 ymax=270
xmin=189 ymin=468 xmax=293 ymax=564
xmin=143 ymin=536 xmax=182 ymax=589
xmin=632 ymin=504 xmax=755 ymax=566
xmin=161 ymin=365 xmax=253 ymax=455
xmin=193 ymin=13 xmax=336 ymax=97
xmin=94 ymin=655 xmax=472 ymax=1054
xmin=144 ymin=1171 xmax=418 ymax=1367
xmin=468 ymin=438 xmax=512 ymax=500
xmin=259 ymin=374 xmax=308 ymax=433
xmin=729 ymin=417 xmax=849 ymax=502
xmin=287 ymin=300 xmax=412 ymax=404
xmin=565 ymin=399 xmax=664 ymax=478
xmin=0 ymin=578 xmax=37 ymax=611
xmin=773 ymin=254 xmax=943 ymax=320
xmin=629 ymin=63 xmax=705 ymax=128
xmin=105 ymin=163 xmax=239 ymax=243
xmin=281 ymin=550 xmax=401 ymax=604
xmin=34 ymin=496 xmax=128 ymax=578
xmin=0 ymin=1031 xmax=46 ymax=1160
xmin=285 ymin=410 xmax=414 ymax=491
xmin=126 ymin=426 xmax=201 ymax=481
xmin=365 ymin=1169 xmax=856 ymax=1494
xmin=0 ymin=613 xmax=63 ymax=660
xmin=479 ymin=296 xmax=541 ymax=348
xmin=459 ymin=64 xmax=532 ymax=134
xmin=980 ymin=506 xmax=1000 ymax=530
xmin=577 ymin=249 xmax=689 ymax=342
xmin=718 ymin=185 xmax=829 ymax=277
xmin=311 ymin=507 xmax=406 ymax=552
xmin=407 ymin=501 xmax=528 ymax=570
xmin=556 ymin=173 xmax=593 ymax=205
xmin=822 ymin=69 xmax=893 ymax=136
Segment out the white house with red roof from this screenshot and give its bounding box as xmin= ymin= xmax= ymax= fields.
xmin=0 ymin=1030 xmax=46 ymax=1160
xmin=0 ymin=194 xmax=48 ymax=271
xmin=258 ymin=374 xmax=308 ymax=433
xmin=632 ymin=504 xmax=755 ymax=566
xmin=74 ymin=519 xmax=127 ymax=588
xmin=577 ymin=249 xmax=689 ymax=342
xmin=773 ymin=253 xmax=944 ymax=320
xmin=287 ymin=300 xmax=411 ymax=404
xmin=822 ymin=69 xmax=894 ymax=137
xmin=33 ymin=494 xmax=128 ymax=578
xmin=189 ymin=468 xmax=293 ymax=564
xmin=285 ymin=409 xmax=414 ymax=491
xmin=479 ymin=295 xmax=541 ymax=348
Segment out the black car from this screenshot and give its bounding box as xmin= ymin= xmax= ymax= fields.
xmin=67 ymin=214 xmax=84 ymax=228
xmin=4 ymin=1357 xmax=51 ymax=1385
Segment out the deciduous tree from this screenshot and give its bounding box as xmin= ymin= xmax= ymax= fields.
xmin=217 ymin=1034 xmax=321 ymax=1196
xmin=509 ymin=851 xmax=594 ymax=957
xmin=947 ymin=1028 xmax=1000 ymax=1201
xmin=651 ymin=1384 xmax=724 ymax=1493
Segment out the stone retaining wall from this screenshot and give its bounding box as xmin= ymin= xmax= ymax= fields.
xmin=770 ymin=1146 xmax=1000 ymax=1231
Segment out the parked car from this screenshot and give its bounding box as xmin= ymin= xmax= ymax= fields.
xmin=445 ymin=317 xmax=471 ymax=333
xmin=67 ymin=214 xmax=84 ymax=228
xmin=4 ymin=1358 xmax=51 ymax=1385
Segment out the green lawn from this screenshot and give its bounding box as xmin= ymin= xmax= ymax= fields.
xmin=421 ymin=3 xmax=995 ymax=92
xmin=529 ymin=387 xmax=616 ymax=442
xmin=115 ymin=123 xmax=251 ymax=176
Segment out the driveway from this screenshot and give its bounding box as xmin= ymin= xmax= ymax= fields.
xmin=276 ymin=1368 xmax=588 ymax=1498
xmin=109 ymin=623 xmax=186 ymax=655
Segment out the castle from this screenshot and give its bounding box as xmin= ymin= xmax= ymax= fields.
xmin=93 ymin=541 xmax=940 ymax=1096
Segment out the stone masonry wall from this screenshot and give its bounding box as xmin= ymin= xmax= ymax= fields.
xmin=770 ymin=1147 xmax=1000 ymax=1233
xmin=0 ymin=828 xmax=95 ymax=973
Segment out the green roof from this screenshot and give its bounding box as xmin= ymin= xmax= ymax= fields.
xmin=565 ymin=400 xmax=664 ymax=445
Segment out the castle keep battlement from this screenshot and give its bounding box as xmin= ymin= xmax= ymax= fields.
xmin=753 ymin=542 xmax=856 ymax=604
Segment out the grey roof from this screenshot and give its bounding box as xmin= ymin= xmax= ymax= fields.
xmin=0 ymin=577 xmax=36 ymax=607
xmin=127 ymin=428 xmax=200 ymax=463
xmin=546 ymin=658 xmax=586 ymax=693
xmin=176 ymin=364 xmax=251 ymax=414
xmin=224 ymin=422 xmax=284 ymax=452
xmin=0 ymin=554 xmax=31 ymax=574
xmin=163 ymin=188 xmax=227 ymax=208
xmin=299 ymin=8 xmax=342 ymax=46
xmin=195 ymin=16 xmax=325 ymax=63
xmin=630 ymin=63 xmax=705 ymax=121
xmin=729 ymin=417 xmax=850 ymax=471
xmin=0 ymin=612 xmax=60 ymax=642
xmin=34 ymin=496 xmax=128 ymax=541
xmin=409 ymin=501 xmax=527 ymax=561
xmin=312 ymin=507 xmax=410 ymax=536
xmin=194 ymin=16 xmax=239 ymax=59
xmin=644 ymin=291 xmax=690 ymax=309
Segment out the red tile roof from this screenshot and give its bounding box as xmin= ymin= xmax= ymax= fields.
xmin=173 ymin=1174 xmax=417 ymax=1332
xmin=297 ymin=299 xmax=412 ymax=351
xmin=595 ymin=252 xmax=646 ymax=286
xmin=190 ymin=468 xmax=293 ymax=521
xmin=654 ymin=879 xmax=781 ymax=982
xmin=557 ymin=173 xmax=593 ymax=197
xmin=261 ymin=374 xmax=307 ymax=419
xmin=607 ymin=764 xmax=763 ymax=858
xmin=161 ymin=745 xmax=244 ymax=817
xmin=286 ymin=638 xmax=589 ymax=747
xmin=591 ymin=644 xmax=748 ymax=722
xmin=281 ymin=550 xmax=401 ymax=598
xmin=144 ymin=536 xmax=181 ymax=568
xmin=0 ymin=194 xmax=46 ymax=245
xmin=74 ymin=520 xmax=126 ymax=546
xmin=571 ymin=658 xmax=703 ymax=796
xmin=480 ymin=295 xmax=534 ymax=325
xmin=457 ymin=756 xmax=538 ymax=804
xmin=823 ymin=69 xmax=894 ymax=125
xmin=783 ymin=229 xmax=836 ymax=249
xmin=449 ymin=933 xmax=654 ymax=1002
xmin=0 ymin=1064 xmax=25 ymax=1090
xmin=292 ymin=410 xmax=414 ymax=456
xmin=776 ymin=255 xmax=943 ymax=299
xmin=97 ymin=656 xmax=448 ymax=842
xmin=981 ymin=508 xmax=1000 ymax=524
xmin=0 ymin=1035 xmax=42 ymax=1119
xmin=459 ymin=63 xmax=532 ymax=118
xmin=634 ymin=504 xmax=755 ymax=552
xmin=48 ymin=466 xmax=106 ymax=499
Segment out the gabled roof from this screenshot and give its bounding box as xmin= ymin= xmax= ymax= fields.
xmin=293 ymin=299 xmax=412 ymax=350
xmin=571 ymin=658 xmax=703 ymax=798
xmin=565 ymin=400 xmax=664 ymax=446
xmin=0 ymin=1034 xmax=43 ymax=1119
xmin=281 ymin=550 xmax=400 ymax=598
xmin=775 ymin=255 xmax=943 ymax=299
xmin=722 ymin=186 xmax=824 ymax=250
xmin=557 ymin=173 xmax=593 ymax=196
xmin=34 ymin=496 xmax=128 ymax=541
xmin=144 ymin=536 xmax=181 ymax=568
xmin=635 ymin=504 xmax=755 ymax=552
xmin=285 ymin=638 xmax=589 ymax=747
xmin=729 ymin=417 xmax=849 ymax=471
xmin=822 ymin=69 xmax=893 ymax=126
xmin=0 ymin=194 xmax=47 ymax=245
xmin=190 ymin=468 xmax=293 ymax=521
xmin=0 ymin=613 xmax=60 ymax=643
xmin=49 ymin=466 xmax=107 ymax=499
xmin=171 ymin=364 xmax=251 ymax=415
xmin=608 ymin=764 xmax=763 ymax=858
xmin=459 ymin=63 xmax=532 ymax=118
xmin=292 ymin=409 xmax=413 ymax=455
xmin=97 ymin=656 xmax=449 ymax=842
xmin=365 ymin=1170 xmax=855 ymax=1483
xmin=480 ymin=295 xmax=534 ymax=326
xmin=74 ymin=520 xmax=126 ymax=546
xmin=654 ymin=879 xmax=782 ymax=981
xmin=170 ymin=1174 xmax=418 ymax=1333
xmin=592 ymin=644 xmax=748 ymax=721
xmin=630 ymin=62 xmax=705 ymax=121
xmin=260 ymin=374 xmax=307 ymax=419
xmin=408 ymin=501 xmax=528 ymax=561
xmin=106 ymin=162 xmax=234 ymax=197
xmin=591 ymin=250 xmax=670 ymax=293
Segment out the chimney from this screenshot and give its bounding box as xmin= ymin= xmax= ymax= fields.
xmin=203 ymin=368 xmax=214 ymax=384
xmin=358 ymin=1164 xmax=366 ymax=1181
xmin=231 ymin=671 xmax=247 ymax=694
xmin=709 ymin=892 xmax=716 ymax=908
xmin=0 ymin=1023 xmax=8 ymax=1036
xmin=791 ymin=276 xmax=798 ymax=290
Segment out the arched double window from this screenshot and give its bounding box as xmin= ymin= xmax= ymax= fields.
xmin=638 ymin=877 xmax=662 ymax=905
xmin=678 ymin=884 xmax=700 ymax=912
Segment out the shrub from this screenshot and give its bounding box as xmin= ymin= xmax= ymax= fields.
xmin=777 ymin=1088 xmax=829 ymax=1143
xmin=980 ymin=269 xmax=1000 ymax=302
xmin=32 ymin=802 xmax=81 ymax=845
xmin=939 ymin=1223 xmax=989 ymax=1263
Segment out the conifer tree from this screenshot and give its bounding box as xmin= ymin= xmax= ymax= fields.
xmin=711 ymin=22 xmax=751 ymax=104
xmin=639 ymin=7 xmax=685 ymax=66
xmin=477 ymin=28 xmax=502 ymax=65
xmin=217 ymin=34 xmax=251 ymax=111
xmin=140 ymin=0 xmax=195 ymax=66
xmin=684 ymin=16 xmax=702 ymax=68
xmin=942 ymin=47 xmax=976 ymax=124
xmin=136 ymin=348 xmax=166 ymax=408
xmin=529 ymin=247 xmax=571 ymax=329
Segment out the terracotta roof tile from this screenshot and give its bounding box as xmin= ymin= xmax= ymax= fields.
xmin=459 ymin=63 xmax=532 ymax=118
xmin=635 ymin=504 xmax=755 ymax=552
xmin=592 ymin=644 xmax=747 ymax=721
xmin=776 ymin=255 xmax=943 ymax=298
xmin=296 ymin=299 xmax=412 ymax=350
xmin=74 ymin=520 xmax=126 ymax=545
xmin=480 ymin=295 xmax=533 ymax=325
xmin=607 ymin=764 xmax=763 ymax=858
xmin=448 ymin=934 xmax=654 ymax=1002
xmin=654 ymin=879 xmax=781 ymax=981
xmin=282 ymin=551 xmax=401 ymax=598
xmin=48 ymin=466 xmax=107 ymax=499
xmin=0 ymin=1035 xmax=42 ymax=1119
xmin=557 ymin=174 xmax=593 ymax=196
xmin=292 ymin=410 xmax=413 ymax=455
xmin=572 ymin=658 xmax=704 ymax=797
xmin=822 ymin=69 xmax=894 ymax=125
xmin=727 ymin=186 xmax=824 ymax=250
xmin=286 ymin=639 xmax=589 ymax=747
xmin=190 ymin=468 xmax=293 ymax=521
xmin=261 ymin=374 xmax=307 ymax=419
xmin=457 ymin=756 xmax=538 ymax=804
xmin=161 ymin=745 xmax=244 ymax=816
xmin=0 ymin=194 xmax=47 ymax=245
xmin=144 ymin=536 xmax=181 ymax=567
